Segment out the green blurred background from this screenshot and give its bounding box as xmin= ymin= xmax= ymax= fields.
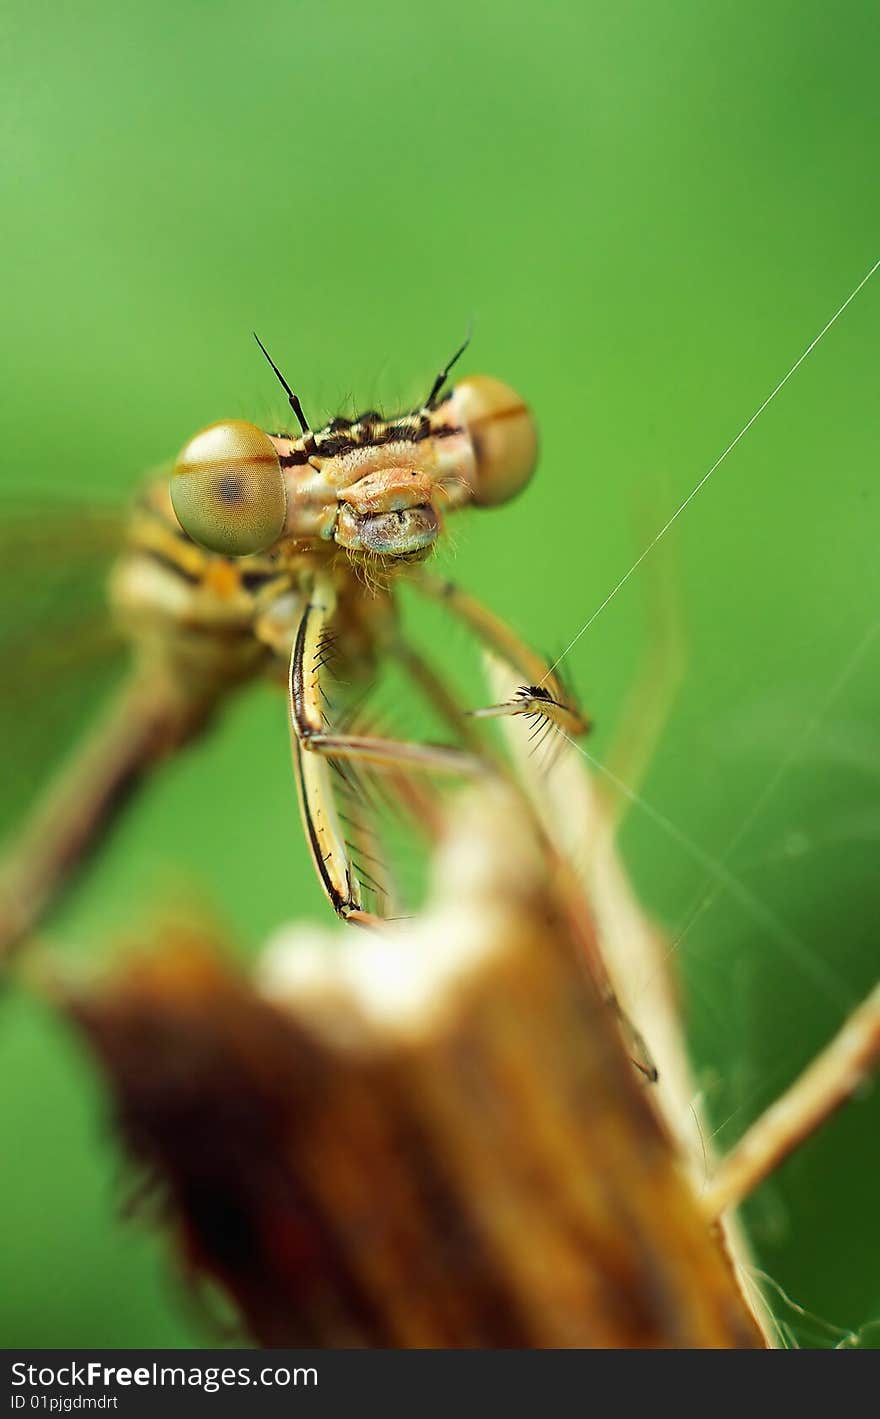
xmin=1 ymin=0 xmax=879 ymax=1348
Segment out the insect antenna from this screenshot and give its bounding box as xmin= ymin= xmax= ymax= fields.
xmin=424 ymin=326 xmax=472 ymax=407
xmin=253 ymin=331 xmax=310 ymax=433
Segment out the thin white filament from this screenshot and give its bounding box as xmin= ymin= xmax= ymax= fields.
xmin=544 ymin=254 xmax=880 ymax=681
xmin=566 ymin=735 xmax=852 ymax=1008
xmin=668 ymin=617 xmax=880 ymax=957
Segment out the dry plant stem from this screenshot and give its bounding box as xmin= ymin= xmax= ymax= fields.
xmin=64 ymin=785 xmax=765 ymax=1348
xmin=702 ymin=982 xmax=880 ymax=1221
xmin=485 ymin=657 xmax=775 ymax=1341
xmin=486 ymin=657 xmax=698 ymax=1161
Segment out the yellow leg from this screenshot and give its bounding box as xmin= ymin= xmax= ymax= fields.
xmin=288 ymin=577 xmax=488 ymax=924
xmin=410 ymin=569 xmax=590 ymax=738
xmin=0 ymin=668 xmax=221 ymax=965
xmin=406 ymin=572 xmax=655 ymax=1079
xmin=388 ymin=637 xmax=486 ymax=757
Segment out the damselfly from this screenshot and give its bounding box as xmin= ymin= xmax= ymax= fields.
xmin=0 ymin=337 xmax=589 ymax=950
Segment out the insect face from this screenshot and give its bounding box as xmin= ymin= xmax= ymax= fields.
xmin=333 ymin=468 xmax=440 ymax=560
xmin=168 ymin=366 xmax=538 ymax=571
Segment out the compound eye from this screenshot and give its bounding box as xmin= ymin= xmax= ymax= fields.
xmin=450 ymin=375 xmax=538 ymax=506
xmin=170 ymin=420 xmax=286 ymax=556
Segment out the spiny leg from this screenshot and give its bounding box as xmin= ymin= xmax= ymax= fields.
xmin=410 ymin=569 xmax=590 ymax=740
xmin=288 ymin=578 xmax=488 ymax=926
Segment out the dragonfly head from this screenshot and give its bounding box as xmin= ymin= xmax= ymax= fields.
xmin=168 ymin=373 xmax=539 ymax=562
xmin=170 ymin=419 xmax=287 ymax=556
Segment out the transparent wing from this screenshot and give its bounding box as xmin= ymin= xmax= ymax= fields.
xmin=0 ymin=498 xmax=129 ymax=839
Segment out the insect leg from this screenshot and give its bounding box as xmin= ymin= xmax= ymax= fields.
xmin=408 ymin=575 xmax=655 ymax=1080
xmin=409 ymin=569 xmax=590 ymax=738
xmin=597 ymin=513 xmax=685 ymax=831
xmin=288 ymin=580 xmax=487 ymax=926
xmin=0 ymin=670 xmax=220 ymax=964
xmin=387 ymin=637 xmax=486 ymax=756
